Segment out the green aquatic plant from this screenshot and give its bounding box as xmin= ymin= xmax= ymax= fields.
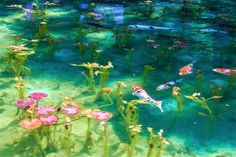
xmin=96 ymin=62 xmax=114 ymax=100
xmin=5 ymin=44 xmax=34 ymax=76
xmin=64 ymin=118 xmax=72 ymax=157
xmin=127 ymin=124 xmax=142 ymax=157
xmin=185 ymin=93 xmax=222 ymax=120
xmin=195 ymin=70 xmax=203 ymax=92
xmin=125 ymin=100 xmax=147 ymax=133
xmin=35 ymin=21 xmax=49 ymax=39
xmin=172 ymin=86 xmax=183 ymax=127
xmin=14 ymin=77 xmax=25 ymax=99
xmin=89 ymin=42 xmax=101 ymax=62
xmin=224 ymin=75 xmax=236 ymax=96
xmin=74 ymin=42 xmax=87 ymax=58
xmin=124 ymin=48 xmax=135 ymax=69
xmin=9 ymin=33 xmax=22 ymax=45
xmin=71 ymin=62 xmax=99 ymax=94
xmin=146 ymin=127 xmax=156 ymax=157
xmin=97 ymin=88 xmax=113 ymax=108
xmin=112 ymin=27 xmax=133 ymax=47
xmin=172 ymin=86 xmax=183 ymax=112
xmin=115 ymin=82 xmax=127 ymax=115
xmin=142 ymin=65 xmax=155 ymax=87
xmin=155 ymin=129 xmax=169 ymax=157
xmin=146 ymin=127 xmax=169 ymax=157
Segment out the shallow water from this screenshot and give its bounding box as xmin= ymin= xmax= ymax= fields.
xmin=0 ymin=0 xmax=236 ymax=157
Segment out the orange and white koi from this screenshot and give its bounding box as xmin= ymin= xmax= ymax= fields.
xmin=156 ymin=78 xmax=183 ymax=91
xmin=179 ymin=63 xmax=194 ymax=75
xmin=213 ymin=68 xmax=236 ymax=75
xmin=132 ymin=86 xmax=163 ymax=112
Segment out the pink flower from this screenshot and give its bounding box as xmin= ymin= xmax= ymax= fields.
xmin=19 ymin=118 xmax=42 ymax=129
xmin=36 ymin=106 xmax=56 ymax=115
xmin=16 ymin=99 xmax=35 ymax=107
xmin=39 ymin=114 xmax=58 ymax=125
xmin=29 ymin=92 xmax=48 ymax=100
xmin=90 ymin=110 xmax=112 ymax=121
xmin=62 ymin=107 xmax=80 ymax=115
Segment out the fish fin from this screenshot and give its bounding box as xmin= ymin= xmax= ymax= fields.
xmin=176 ymin=78 xmax=184 ymax=83
xmin=155 ymin=101 xmax=164 ymax=112
xmin=192 ymin=59 xmax=199 ymax=64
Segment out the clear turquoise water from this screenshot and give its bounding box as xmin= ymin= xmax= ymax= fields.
xmin=0 ymin=0 xmax=236 ymax=157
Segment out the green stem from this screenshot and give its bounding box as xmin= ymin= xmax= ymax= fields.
xmin=32 ymin=130 xmax=46 ymax=157
xmin=84 ymin=118 xmax=93 ymax=150
xmin=103 ymin=124 xmax=109 ymax=157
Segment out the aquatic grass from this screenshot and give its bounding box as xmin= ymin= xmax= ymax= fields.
xmin=146 ymin=127 xmax=156 ymax=157
xmin=125 ymin=100 xmax=147 ymax=134
xmin=112 ymin=27 xmax=133 ymax=47
xmin=124 ymin=48 xmax=135 ymax=69
xmin=89 ymin=42 xmax=101 ymax=62
xmin=14 ymin=77 xmax=25 ymax=99
xmin=195 ymin=70 xmax=203 ymax=92
xmin=127 ymin=124 xmax=142 ymax=157
xmin=155 ymin=129 xmax=169 ymax=157
xmin=5 ymin=44 xmax=34 ymax=76
xmin=115 ymin=82 xmax=127 ymax=115
xmin=145 ymin=127 xmax=169 ymax=157
xmin=9 ymin=33 xmax=22 ymax=45
xmin=35 ymin=21 xmax=49 ymax=39
xmin=96 ymin=62 xmax=113 ymax=100
xmin=74 ymin=42 xmax=87 ymax=58
xmin=142 ymin=65 xmax=155 ymax=87
xmin=172 ymin=86 xmax=183 ymax=112
xmin=64 ymin=119 xmax=72 ymax=157
xmin=223 ymin=75 xmax=236 ymax=96
xmin=71 ymin=62 xmax=99 ymax=94
xmin=185 ymin=93 xmax=222 ymax=117
xmin=185 ymin=92 xmax=222 ymax=130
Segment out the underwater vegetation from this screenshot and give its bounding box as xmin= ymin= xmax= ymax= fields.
xmin=0 ymin=0 xmax=236 ymax=157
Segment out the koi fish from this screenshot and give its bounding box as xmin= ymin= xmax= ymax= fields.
xmin=156 ymin=78 xmax=183 ymax=91
xmin=132 ymin=86 xmax=163 ymax=112
xmin=200 ymin=29 xmax=227 ymax=34
xmin=128 ymin=25 xmax=175 ymax=31
xmin=213 ymin=68 xmax=236 ymax=75
xmin=179 ymin=60 xmax=198 ymax=76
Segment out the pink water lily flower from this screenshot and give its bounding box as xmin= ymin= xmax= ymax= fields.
xmin=91 ymin=110 xmax=112 ymax=121
xmin=19 ymin=118 xmax=42 ymax=129
xmin=16 ymin=99 xmax=35 ymax=107
xmin=29 ymin=92 xmax=48 ymax=100
xmin=36 ymin=106 xmax=56 ymax=115
xmin=39 ymin=114 xmax=58 ymax=125
xmin=62 ymin=107 xmax=80 ymax=115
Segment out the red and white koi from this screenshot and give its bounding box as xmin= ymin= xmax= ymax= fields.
xmin=213 ymin=68 xmax=236 ymax=75
xmin=156 ymin=78 xmax=183 ymax=91
xmin=132 ymin=86 xmax=163 ymax=112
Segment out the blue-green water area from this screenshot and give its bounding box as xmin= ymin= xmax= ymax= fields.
xmin=0 ymin=0 xmax=236 ymax=157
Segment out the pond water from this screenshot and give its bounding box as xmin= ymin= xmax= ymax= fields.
xmin=0 ymin=0 xmax=236 ymax=157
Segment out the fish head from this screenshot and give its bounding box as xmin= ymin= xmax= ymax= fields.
xmin=132 ymin=85 xmax=143 ymax=92
xmin=156 ymin=87 xmax=161 ymax=91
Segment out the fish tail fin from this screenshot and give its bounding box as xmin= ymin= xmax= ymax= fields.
xmin=176 ymin=78 xmax=184 ymax=84
xmin=192 ymin=59 xmax=199 ymax=64
xmin=155 ymin=101 xmax=164 ymax=112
